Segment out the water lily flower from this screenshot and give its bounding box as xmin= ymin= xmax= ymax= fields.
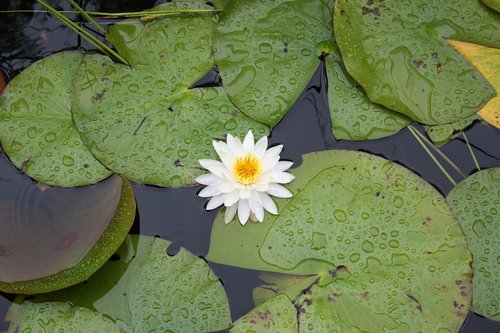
xmin=196 ymin=130 xmax=295 ymax=225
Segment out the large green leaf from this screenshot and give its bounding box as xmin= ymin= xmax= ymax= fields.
xmin=0 ymin=175 xmax=136 ymax=294
xmin=325 ymin=40 xmax=412 ymax=140
xmin=6 ymin=301 xmax=122 ymax=333
xmin=214 ymin=0 xmax=333 ymax=126
xmin=208 ymin=150 xmax=472 ymax=331
xmin=31 ymin=235 xmax=232 ymax=333
xmin=0 ymin=51 xmax=111 ymax=186
xmin=447 ymin=168 xmax=500 ymax=320
xmin=481 ymin=0 xmax=500 ymax=13
xmin=72 ymin=53 xmax=268 ymax=187
xmin=334 ymin=0 xmax=499 ymax=125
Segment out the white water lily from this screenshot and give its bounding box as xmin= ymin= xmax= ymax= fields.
xmin=196 ymin=130 xmax=295 ymax=225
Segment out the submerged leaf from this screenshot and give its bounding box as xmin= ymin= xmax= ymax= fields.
xmin=214 ymin=0 xmax=333 ymax=126
xmin=6 ymin=301 xmax=122 ymax=333
xmin=208 ymin=150 xmax=472 ymax=331
xmin=0 ymin=51 xmax=111 ymax=186
xmin=0 ymin=174 xmax=136 ymax=294
xmin=31 ymin=235 xmax=232 ymax=333
xmin=448 ymin=39 xmax=500 ymax=129
xmin=447 ymin=168 xmax=500 ymax=320
xmin=334 ymin=0 xmax=499 ymax=125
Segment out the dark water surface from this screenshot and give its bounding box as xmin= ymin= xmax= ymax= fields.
xmin=0 ymin=0 xmax=499 ymax=332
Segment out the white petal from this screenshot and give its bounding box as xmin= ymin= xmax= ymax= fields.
xmin=224 ymin=204 xmax=237 ymax=224
xmin=257 ymin=192 xmax=278 ymax=214
xmin=269 ymin=171 xmax=295 ymax=184
xmin=213 ymin=141 xmax=236 ymax=170
xmin=254 ymin=135 xmax=268 ymax=158
xmin=254 ymin=183 xmax=270 ymax=192
xmin=195 ymin=173 xmax=223 ymax=186
xmin=206 ymin=194 xmax=226 ymax=210
xmin=267 ymin=183 xmax=293 ymax=198
xmin=238 ymin=199 xmax=250 ymax=225
xmin=261 ymin=154 xmax=280 ymax=173
xmin=274 ymin=161 xmax=293 ymax=172
xmin=242 ymin=130 xmax=255 ymax=153
xmin=264 ymin=145 xmax=283 ymax=159
xmin=199 ymin=159 xmax=229 ymax=178
xmin=198 ymin=185 xmax=222 ymax=198
xmin=224 ymin=190 xmax=240 ymax=207
xmin=239 ymin=188 xmax=252 ymax=199
xmin=218 ymin=181 xmax=236 ymax=193
xmin=226 ymin=133 xmax=244 ymax=156
xmin=249 ymin=197 xmax=264 ymax=222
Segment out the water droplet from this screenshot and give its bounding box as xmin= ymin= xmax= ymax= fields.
xmin=362 ymin=240 xmax=374 ymax=253
xmin=334 ymin=209 xmax=347 ymax=222
xmin=62 ymin=155 xmax=74 ymax=167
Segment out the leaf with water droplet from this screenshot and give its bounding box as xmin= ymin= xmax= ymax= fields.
xmin=0 ymin=174 xmax=136 ymax=294
xmin=214 ymin=0 xmax=333 ymax=126
xmin=6 ymin=301 xmax=122 ymax=332
xmin=425 ymin=114 xmax=480 ymax=145
xmin=447 ymin=168 xmax=500 ymax=320
xmin=0 ymin=51 xmax=111 ymax=186
xmin=73 ymin=53 xmax=268 ymax=186
xmin=30 ymin=235 xmax=231 ymax=332
xmin=208 ymin=150 xmax=472 ymax=331
xmin=334 ymin=0 xmax=499 ymax=125
xmin=448 ymin=39 xmax=500 ymax=129
xmin=325 ymin=39 xmax=411 ymax=140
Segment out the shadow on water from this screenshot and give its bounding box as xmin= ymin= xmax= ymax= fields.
xmin=0 ymin=0 xmax=499 ymax=332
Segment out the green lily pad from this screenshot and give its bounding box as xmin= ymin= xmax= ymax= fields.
xmin=0 ymin=175 xmax=136 ymax=294
xmin=30 ymin=235 xmax=231 ymax=333
xmin=6 ymin=301 xmax=122 ymax=333
xmin=0 ymin=51 xmax=111 ymax=186
xmin=447 ymin=168 xmax=500 ymax=320
xmin=325 ymin=40 xmax=412 ymax=140
xmin=334 ymin=0 xmax=499 ymax=125
xmin=481 ymin=0 xmax=500 ymax=12
xmin=208 ymin=150 xmax=472 ymax=331
xmin=106 ymin=2 xmax=215 ymax=88
xmin=231 ymin=293 xmax=297 ymax=333
xmin=426 ymin=114 xmax=479 ymax=145
xmin=214 ymin=0 xmax=333 ymax=126
xmin=72 ymin=53 xmax=268 ymax=186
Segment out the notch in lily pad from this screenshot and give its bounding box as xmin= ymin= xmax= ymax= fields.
xmin=0 ymin=174 xmax=136 ymax=294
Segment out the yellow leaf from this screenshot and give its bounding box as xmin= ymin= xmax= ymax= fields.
xmin=449 ymin=39 xmax=500 ymax=128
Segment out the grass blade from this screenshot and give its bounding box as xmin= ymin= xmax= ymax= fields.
xmin=461 ymin=131 xmax=481 ymax=171
xmin=66 ymin=0 xmax=105 ymax=34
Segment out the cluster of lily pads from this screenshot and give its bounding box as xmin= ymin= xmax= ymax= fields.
xmin=0 ymin=0 xmax=499 ymax=331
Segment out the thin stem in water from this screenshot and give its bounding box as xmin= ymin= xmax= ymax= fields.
xmin=461 ymin=131 xmax=481 ymax=171
xmin=66 ymin=0 xmax=105 ymax=34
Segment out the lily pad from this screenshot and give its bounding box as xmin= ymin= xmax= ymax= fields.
xmin=334 ymin=0 xmax=500 ymax=125
xmin=0 ymin=51 xmax=111 ymax=186
xmin=447 ymin=168 xmax=500 ymax=320
xmin=30 ymin=235 xmax=231 ymax=333
xmin=72 ymin=53 xmax=268 ymax=186
xmin=482 ymin=0 xmax=500 ymax=12
xmin=208 ymin=150 xmax=472 ymax=331
xmin=426 ymin=114 xmax=480 ymax=145
xmin=325 ymin=40 xmax=412 ymax=140
xmin=214 ymin=0 xmax=333 ymax=126
xmin=0 ymin=174 xmax=136 ymax=294
xmin=449 ymin=39 xmax=500 ymax=129
xmin=6 ymin=301 xmax=122 ymax=333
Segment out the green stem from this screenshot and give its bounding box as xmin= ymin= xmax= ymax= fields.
xmin=35 ymin=0 xmax=129 ymax=66
xmin=461 ymin=131 xmax=481 ymax=171
xmin=412 ymin=127 xmax=466 ymax=178
xmin=408 ymin=125 xmax=457 ymax=186
xmin=66 ymin=0 xmax=105 ymax=34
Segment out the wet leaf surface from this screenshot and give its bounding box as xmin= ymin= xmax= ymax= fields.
xmin=447 ymin=168 xmax=500 ymax=320
xmin=481 ymin=0 xmax=500 ymax=12
xmin=426 ymin=114 xmax=480 ymax=145
xmin=325 ymin=40 xmax=412 ymax=140
xmin=0 ymin=174 xmax=136 ymax=294
xmin=448 ymin=40 xmax=500 ymax=129
xmin=0 ymin=51 xmax=111 ymax=186
xmin=208 ymin=150 xmax=472 ymax=331
xmin=334 ymin=0 xmax=499 ymax=125
xmin=29 ymin=235 xmax=231 ymax=333
xmin=214 ymin=0 xmax=333 ymax=126
xmin=6 ymin=301 xmax=122 ymax=333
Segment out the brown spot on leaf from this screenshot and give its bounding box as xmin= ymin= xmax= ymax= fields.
xmin=412 ymin=59 xmax=426 ymax=69
xmin=362 ymin=6 xmax=381 ymax=16
xmin=174 ymin=159 xmax=183 ymax=167
xmin=329 ymin=265 xmax=348 ymax=278
xmin=92 ymin=90 xmax=106 ymax=101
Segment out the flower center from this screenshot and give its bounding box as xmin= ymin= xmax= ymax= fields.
xmin=233 ymin=153 xmax=261 ymax=185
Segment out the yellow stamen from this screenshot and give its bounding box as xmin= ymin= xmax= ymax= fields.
xmin=233 ymin=153 xmax=261 ymax=185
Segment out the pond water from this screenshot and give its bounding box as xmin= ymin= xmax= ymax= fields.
xmin=0 ymin=0 xmax=499 ymax=332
